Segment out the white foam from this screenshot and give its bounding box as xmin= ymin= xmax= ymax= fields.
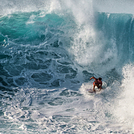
xmin=114 ymin=64 xmax=134 ymax=132
xmin=79 ymin=82 xmax=96 ymax=100
xmin=26 ymin=15 xmax=36 ymax=24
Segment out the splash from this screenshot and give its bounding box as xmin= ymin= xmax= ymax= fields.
xmin=114 ymin=64 xmax=134 ymax=132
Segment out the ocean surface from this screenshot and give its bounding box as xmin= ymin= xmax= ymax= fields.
xmin=0 ymin=0 xmax=134 ymax=133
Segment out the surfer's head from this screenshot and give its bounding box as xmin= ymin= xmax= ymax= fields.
xmin=98 ymin=77 xmax=102 ymax=81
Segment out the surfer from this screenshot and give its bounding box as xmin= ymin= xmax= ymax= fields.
xmin=90 ymin=76 xmax=102 ymax=92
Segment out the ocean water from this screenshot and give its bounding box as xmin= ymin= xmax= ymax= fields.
xmin=0 ymin=0 xmax=134 ymax=133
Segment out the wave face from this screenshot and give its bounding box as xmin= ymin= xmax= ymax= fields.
xmin=0 ymin=0 xmax=134 ymax=133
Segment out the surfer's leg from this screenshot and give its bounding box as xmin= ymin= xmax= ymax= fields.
xmin=93 ymin=85 xmax=96 ymax=92
xmin=97 ymin=86 xmax=102 ymax=91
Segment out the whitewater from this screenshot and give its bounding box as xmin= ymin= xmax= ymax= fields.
xmin=0 ymin=0 xmax=134 ymax=133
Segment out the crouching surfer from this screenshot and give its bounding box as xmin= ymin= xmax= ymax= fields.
xmin=90 ymin=76 xmax=102 ymax=93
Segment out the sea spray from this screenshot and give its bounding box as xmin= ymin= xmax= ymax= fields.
xmin=114 ymin=64 xmax=134 ymax=131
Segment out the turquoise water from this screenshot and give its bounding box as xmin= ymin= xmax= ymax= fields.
xmin=0 ymin=0 xmax=134 ymax=133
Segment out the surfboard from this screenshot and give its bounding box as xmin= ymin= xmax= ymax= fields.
xmin=86 ymin=89 xmax=95 ymax=93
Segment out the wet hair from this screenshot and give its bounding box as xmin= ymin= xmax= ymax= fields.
xmin=98 ymin=77 xmax=102 ymax=80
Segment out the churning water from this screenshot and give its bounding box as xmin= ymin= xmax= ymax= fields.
xmin=0 ymin=0 xmax=134 ymax=133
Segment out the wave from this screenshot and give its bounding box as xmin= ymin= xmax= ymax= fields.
xmin=0 ymin=0 xmax=134 ymax=133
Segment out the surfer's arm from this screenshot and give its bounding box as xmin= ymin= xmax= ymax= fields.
xmin=90 ymin=76 xmax=97 ymax=80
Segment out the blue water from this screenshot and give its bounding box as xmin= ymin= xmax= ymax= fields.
xmin=0 ymin=0 xmax=134 ymax=133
